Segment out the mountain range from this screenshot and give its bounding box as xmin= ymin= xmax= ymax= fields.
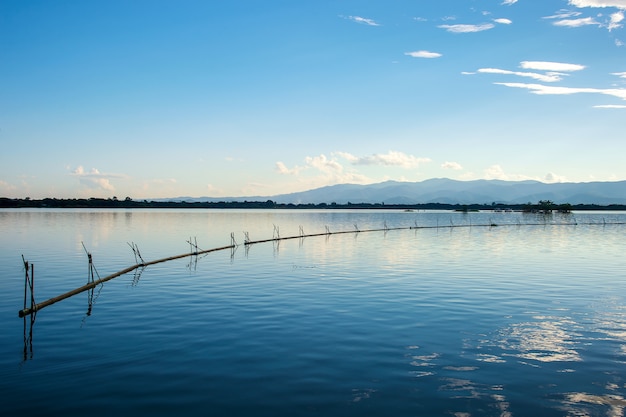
xmin=171 ymin=178 xmax=626 ymax=205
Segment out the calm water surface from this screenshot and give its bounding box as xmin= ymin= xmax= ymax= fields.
xmin=1 ymin=209 xmax=626 ymax=416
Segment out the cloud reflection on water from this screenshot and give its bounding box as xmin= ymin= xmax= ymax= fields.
xmin=562 ymin=392 xmax=626 ymax=417
xmin=499 ymin=316 xmax=582 ymax=363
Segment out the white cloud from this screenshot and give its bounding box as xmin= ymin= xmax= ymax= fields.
xmin=593 ymin=104 xmax=626 ymax=107
xmin=484 ymin=165 xmax=508 ymax=180
xmin=609 ymin=11 xmax=625 ymax=30
xmin=277 ymin=154 xmax=347 ymax=178
xmin=553 ymin=16 xmax=601 ymax=27
xmin=494 ymin=18 xmax=513 ymax=24
xmin=305 ymin=154 xmax=344 ymax=173
xmin=617 ymin=38 xmax=625 ymax=45
xmin=477 ymin=68 xmax=564 ymax=82
xmin=502 ymin=0 xmax=518 ymax=5
xmin=520 ymin=61 xmax=586 ymax=71
xmin=87 ymin=178 xmax=114 ymax=191
xmin=346 ymin=16 xmax=380 ymax=26
xmin=442 ymin=161 xmax=463 ymax=170
xmin=276 ymin=161 xmax=304 ymax=175
xmin=277 ymin=154 xmax=374 ymax=189
xmin=568 ymin=0 xmax=626 ymax=8
xmin=70 ymin=166 xmax=125 ymax=192
xmin=334 ymin=152 xmax=358 ymax=163
xmin=405 ymin=50 xmax=442 ymax=58
xmin=613 ymin=71 xmax=626 ymax=78
xmin=494 ymin=82 xmax=626 ymax=100
xmin=337 ymin=151 xmax=431 ymax=168
xmin=438 ymin=23 xmax=495 ymax=33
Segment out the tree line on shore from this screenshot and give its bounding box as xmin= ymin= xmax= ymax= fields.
xmin=1 ymin=197 xmax=625 ymax=211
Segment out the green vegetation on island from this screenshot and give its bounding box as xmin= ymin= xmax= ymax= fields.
xmin=1 ymin=197 xmax=625 ymax=211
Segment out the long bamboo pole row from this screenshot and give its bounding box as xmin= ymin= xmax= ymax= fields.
xmin=17 ymin=220 xmax=624 ymax=318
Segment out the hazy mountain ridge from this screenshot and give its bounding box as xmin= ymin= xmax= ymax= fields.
xmin=171 ymin=178 xmax=626 ymax=205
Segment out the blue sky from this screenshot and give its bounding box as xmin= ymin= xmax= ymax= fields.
xmin=1 ymin=0 xmax=626 ymax=199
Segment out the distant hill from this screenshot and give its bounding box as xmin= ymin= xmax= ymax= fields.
xmin=170 ymin=178 xmax=626 ymax=205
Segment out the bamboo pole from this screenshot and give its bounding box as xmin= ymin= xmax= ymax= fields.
xmin=18 ymin=244 xmax=235 ymax=317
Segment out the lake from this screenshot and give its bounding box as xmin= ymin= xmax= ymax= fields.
xmin=1 ymin=209 xmax=626 ymax=416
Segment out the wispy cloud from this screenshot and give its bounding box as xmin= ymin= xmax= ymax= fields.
xmin=568 ymin=0 xmax=626 ymax=8
xmin=544 ymin=10 xmax=583 ymax=19
xmin=494 ymin=82 xmax=626 ymax=100
xmin=345 ymin=15 xmax=380 ymax=26
xmin=405 ymin=50 xmax=442 ymax=58
xmin=553 ymin=16 xmax=601 ymax=27
xmin=502 ymin=0 xmax=518 ymax=5
xmin=477 ymin=68 xmax=564 ymax=82
xmin=474 ymin=61 xmax=585 ymax=83
xmin=471 ymin=60 xmax=626 ymax=108
xmin=494 ymin=18 xmax=513 ymax=24
xmin=438 ymin=23 xmax=495 ymax=33
xmin=520 ymin=61 xmax=586 ymax=72
xmin=70 ymin=166 xmax=126 ymax=192
xmin=593 ymin=104 xmax=626 ymax=107
xmin=546 ymin=4 xmax=625 ymax=30
xmin=337 ymin=151 xmax=431 ymax=168
xmin=442 ymin=161 xmax=463 ymax=170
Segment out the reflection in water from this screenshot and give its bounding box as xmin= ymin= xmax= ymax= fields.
xmin=439 ymin=377 xmax=512 ymax=416
xmin=351 ymin=388 xmax=376 ymax=403
xmin=22 ymin=256 xmax=36 ymax=361
xmin=81 ymin=281 xmax=104 ymax=329
xmin=405 ymin=301 xmax=626 ymax=415
xmin=22 ymin=313 xmax=35 ymax=361
xmin=500 ymin=316 xmax=582 ymax=362
xmin=5 ymin=210 xmax=626 ymax=415
xmin=406 ymin=346 xmax=438 ymax=378
xmin=406 ymin=345 xmax=513 ymax=416
xmin=562 ymin=392 xmax=626 ymax=416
